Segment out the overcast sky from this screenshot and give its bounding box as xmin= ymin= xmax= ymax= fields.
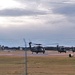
xmin=0 ymin=0 xmax=75 ymax=47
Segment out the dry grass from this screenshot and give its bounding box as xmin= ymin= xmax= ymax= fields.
xmin=28 ymin=56 xmax=75 ymax=75
xmin=0 ymin=51 xmax=75 ymax=75
xmin=0 ymin=56 xmax=24 ymax=75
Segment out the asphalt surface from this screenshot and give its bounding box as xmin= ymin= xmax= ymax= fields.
xmin=0 ymin=50 xmax=75 ymax=57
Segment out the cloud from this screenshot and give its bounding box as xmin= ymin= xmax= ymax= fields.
xmin=0 ymin=0 xmax=75 ymax=46
xmin=0 ymin=0 xmax=23 ymax=9
xmin=52 ymin=4 xmax=75 ymax=16
xmin=48 ymin=1 xmax=75 ymax=23
xmin=0 ymin=8 xmax=47 ymax=17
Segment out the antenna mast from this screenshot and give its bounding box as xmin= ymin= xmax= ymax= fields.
xmin=23 ymin=39 xmax=28 ymax=75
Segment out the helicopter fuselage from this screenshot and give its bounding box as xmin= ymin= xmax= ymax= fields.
xmin=31 ymin=46 xmax=45 ymax=54
xmin=29 ymin=42 xmax=45 ymax=54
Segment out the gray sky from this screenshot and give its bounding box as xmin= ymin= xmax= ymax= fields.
xmin=0 ymin=0 xmax=75 ymax=47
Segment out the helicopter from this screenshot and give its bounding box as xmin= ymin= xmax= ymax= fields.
xmin=57 ymin=45 xmax=66 ymax=53
xmin=71 ymin=46 xmax=75 ymax=52
xmin=29 ymin=42 xmax=45 ymax=54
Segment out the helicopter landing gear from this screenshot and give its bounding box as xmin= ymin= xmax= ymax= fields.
xmin=43 ymin=51 xmax=45 ymax=54
xmin=36 ymin=52 xmax=38 ymax=54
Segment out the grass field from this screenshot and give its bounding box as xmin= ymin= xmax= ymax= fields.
xmin=0 ymin=51 xmax=75 ymax=75
xmin=28 ymin=56 xmax=75 ymax=75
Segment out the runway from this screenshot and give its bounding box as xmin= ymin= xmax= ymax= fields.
xmin=0 ymin=50 xmax=75 ymax=57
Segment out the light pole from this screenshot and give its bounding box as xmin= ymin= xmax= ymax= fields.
xmin=23 ymin=39 xmax=28 ymax=75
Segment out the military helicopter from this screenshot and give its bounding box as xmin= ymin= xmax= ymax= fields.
xmin=29 ymin=42 xmax=45 ymax=54
xmin=57 ymin=45 xmax=66 ymax=53
xmin=71 ymin=46 xmax=75 ymax=52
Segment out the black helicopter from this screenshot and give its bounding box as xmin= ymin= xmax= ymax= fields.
xmin=71 ymin=46 xmax=75 ymax=52
xmin=29 ymin=42 xmax=45 ymax=54
xmin=57 ymin=45 xmax=66 ymax=53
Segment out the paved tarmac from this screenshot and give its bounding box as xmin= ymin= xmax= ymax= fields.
xmin=0 ymin=50 xmax=75 ymax=57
